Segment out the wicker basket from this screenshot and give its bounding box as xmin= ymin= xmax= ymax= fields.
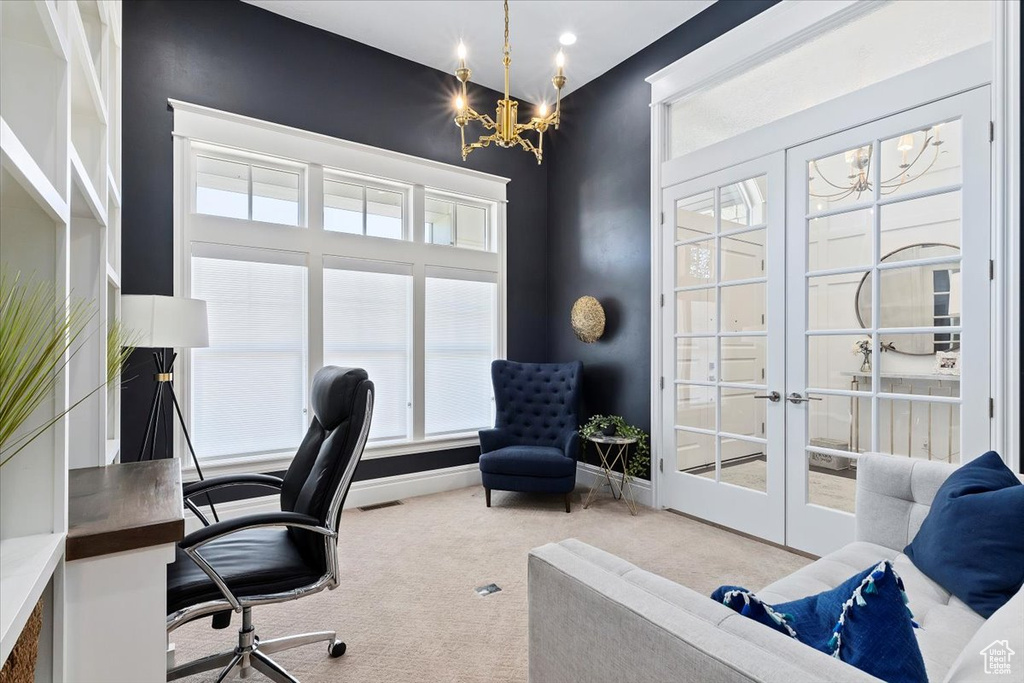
xmin=0 ymin=600 xmax=42 ymax=683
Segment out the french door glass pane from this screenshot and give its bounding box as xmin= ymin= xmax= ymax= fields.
xmin=878 ymin=397 xmax=960 ymax=462
xmin=806 ymin=453 xmax=857 ymax=513
xmin=808 ymin=272 xmax=868 ymax=330
xmin=720 ymin=230 xmax=765 ymax=281
xmin=252 ymin=166 xmax=299 ymax=226
xmin=324 ymin=180 xmax=363 ymax=234
xmin=721 ymin=283 xmax=765 ymax=332
xmin=879 ymin=118 xmax=961 ymax=200
xmin=876 ymin=262 xmax=960 ymax=334
xmin=675 ymin=384 xmax=715 ymax=431
xmin=720 ymin=336 xmax=764 ymax=384
xmin=720 ymin=387 xmax=764 ymax=439
xmin=807 ymin=394 xmax=866 ymax=455
xmin=807 ymin=334 xmax=872 ymax=392
xmin=675 ymin=190 xmax=715 ymax=242
xmin=676 ymin=429 xmax=715 ymax=474
xmin=676 ymin=288 xmax=716 ymax=334
xmin=196 ymin=156 xmax=249 ymax=220
xmin=424 ymin=277 xmax=496 ymax=435
xmin=366 ymin=188 xmax=403 ymax=239
xmin=324 ymin=268 xmax=411 ymax=441
xmin=808 ymin=143 xmax=873 ymax=212
xmin=676 ymin=240 xmax=716 ymax=286
xmin=880 ymin=192 xmax=961 ymax=256
xmin=720 ymin=438 xmax=766 ymax=492
xmin=808 ymin=208 xmax=872 ymax=271
xmin=676 ymin=337 xmax=715 ymax=382
xmin=191 ymin=256 xmax=308 ymax=459
xmin=720 ymin=177 xmax=767 ymax=228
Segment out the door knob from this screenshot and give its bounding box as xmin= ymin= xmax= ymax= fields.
xmin=788 ymin=392 xmax=822 ymax=404
xmin=753 ymin=391 xmax=781 ymax=402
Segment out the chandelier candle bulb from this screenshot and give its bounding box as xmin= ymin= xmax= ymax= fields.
xmin=449 ymin=0 xmax=567 ymax=164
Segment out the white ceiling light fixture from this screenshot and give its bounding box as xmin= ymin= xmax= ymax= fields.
xmin=559 ymin=32 xmax=577 ymax=46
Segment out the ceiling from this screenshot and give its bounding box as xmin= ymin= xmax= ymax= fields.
xmin=244 ymin=1 xmax=715 ymax=103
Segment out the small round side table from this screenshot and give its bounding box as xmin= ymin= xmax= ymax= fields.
xmin=583 ymin=434 xmax=638 ymax=516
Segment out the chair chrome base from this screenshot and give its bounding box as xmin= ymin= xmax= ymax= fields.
xmin=168 ymin=607 xmax=345 ymax=682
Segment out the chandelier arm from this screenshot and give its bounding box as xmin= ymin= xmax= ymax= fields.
xmin=809 ymin=187 xmax=857 ymax=202
xmin=880 ymin=138 xmax=938 ymax=187
xmin=810 ymin=159 xmax=859 ymax=192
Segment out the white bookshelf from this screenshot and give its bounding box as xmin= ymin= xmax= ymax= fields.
xmin=0 ymin=0 xmax=121 ymax=674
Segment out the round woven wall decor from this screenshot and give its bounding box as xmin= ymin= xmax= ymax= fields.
xmin=571 ymin=296 xmax=605 ymax=343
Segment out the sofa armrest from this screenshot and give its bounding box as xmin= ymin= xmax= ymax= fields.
xmin=479 ymin=428 xmax=511 ymax=454
xmin=529 ymin=539 xmax=881 ymax=683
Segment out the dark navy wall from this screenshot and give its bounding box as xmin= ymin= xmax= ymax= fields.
xmin=120 ymin=0 xmax=548 ymax=476
xmin=545 ymin=1 xmax=779 ymax=444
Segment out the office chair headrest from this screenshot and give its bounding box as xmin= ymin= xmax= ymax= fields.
xmin=311 ymin=366 xmax=369 ymax=431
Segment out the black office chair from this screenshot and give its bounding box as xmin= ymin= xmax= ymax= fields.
xmin=167 ymin=366 xmax=373 ymax=683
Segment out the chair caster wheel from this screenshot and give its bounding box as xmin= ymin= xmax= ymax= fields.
xmin=328 ymin=640 xmax=346 ymax=658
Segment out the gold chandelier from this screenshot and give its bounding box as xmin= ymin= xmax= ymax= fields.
xmin=452 ymin=0 xmax=566 ymax=165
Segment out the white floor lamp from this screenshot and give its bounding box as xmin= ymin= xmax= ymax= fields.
xmin=122 ymin=295 xmax=217 ymax=519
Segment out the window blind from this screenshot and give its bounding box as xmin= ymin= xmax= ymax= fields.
xmin=190 ymin=255 xmax=308 ymax=458
xmin=424 ymin=276 xmax=496 ymax=435
xmin=323 ymin=265 xmax=412 ymax=441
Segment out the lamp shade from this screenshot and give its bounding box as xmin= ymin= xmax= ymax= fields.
xmin=122 ymin=295 xmax=209 ymax=349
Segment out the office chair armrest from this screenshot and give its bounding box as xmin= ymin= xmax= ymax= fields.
xmin=479 ymin=428 xmax=512 ymax=453
xmin=182 ymin=473 xmax=285 ymax=499
xmin=181 ymin=511 xmax=329 ymax=549
xmin=179 ymin=512 xmax=335 ymax=612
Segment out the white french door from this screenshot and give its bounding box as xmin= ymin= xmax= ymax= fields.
xmin=658 ymin=88 xmax=992 ymax=555
xmin=784 ymin=87 xmax=991 ymax=556
xmin=660 ymin=154 xmax=787 ymax=544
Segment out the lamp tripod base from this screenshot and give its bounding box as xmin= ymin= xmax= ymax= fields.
xmin=138 ymin=348 xmax=218 ymax=522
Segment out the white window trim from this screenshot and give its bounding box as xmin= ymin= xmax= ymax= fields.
xmin=647 ymin=0 xmax=1021 ymax=512
xmin=171 ymin=100 xmax=509 ymax=478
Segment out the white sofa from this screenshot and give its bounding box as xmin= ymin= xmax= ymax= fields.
xmin=528 ymin=453 xmax=1024 ymax=682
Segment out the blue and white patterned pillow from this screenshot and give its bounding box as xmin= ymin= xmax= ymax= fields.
xmin=712 ymin=561 xmax=927 ymax=683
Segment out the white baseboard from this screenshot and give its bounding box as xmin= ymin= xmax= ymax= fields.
xmin=575 ymin=462 xmax=654 ymax=508
xmin=185 ymin=462 xmax=652 ymax=533
xmin=185 ymin=463 xmax=483 ymax=532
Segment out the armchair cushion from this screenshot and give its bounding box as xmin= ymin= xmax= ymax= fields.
xmin=479 ymin=446 xmax=576 ymax=479
xmin=167 ymin=528 xmax=321 ymax=615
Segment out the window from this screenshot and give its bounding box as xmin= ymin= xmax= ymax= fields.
xmin=195 ymin=151 xmax=302 ymax=226
xmin=425 ymin=194 xmax=491 ymax=250
xmin=324 ymin=260 xmax=412 ymax=442
xmin=174 ymin=108 xmax=506 ymax=467
xmin=425 ymin=271 xmax=497 ymax=435
xmin=190 ymin=249 xmax=308 ymax=458
xmin=324 ymin=176 xmax=405 ymax=239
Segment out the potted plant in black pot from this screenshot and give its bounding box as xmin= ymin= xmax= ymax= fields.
xmin=578 ymin=415 xmax=651 ymax=481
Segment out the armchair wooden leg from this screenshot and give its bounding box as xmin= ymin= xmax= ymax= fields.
xmin=564 ymin=492 xmax=571 ymax=513
xmin=485 ymin=488 xmax=491 ymax=508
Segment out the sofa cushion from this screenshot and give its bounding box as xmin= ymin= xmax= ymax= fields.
xmin=942 ymin=587 xmax=1024 ymax=682
xmin=716 ymin=560 xmax=927 ymax=683
xmin=904 ymin=451 xmax=1024 ymax=618
xmin=759 ymin=541 xmax=986 ymax=683
xmin=479 ymin=445 xmax=576 ymax=478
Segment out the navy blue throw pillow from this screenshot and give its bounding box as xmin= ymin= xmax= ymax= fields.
xmin=904 ymin=450 xmax=1024 ymax=618
xmin=712 ymin=561 xmax=927 ymax=683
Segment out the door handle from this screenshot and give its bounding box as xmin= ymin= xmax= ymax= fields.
xmin=753 ymin=391 xmax=781 ymax=402
xmin=788 ymin=392 xmax=822 ymax=404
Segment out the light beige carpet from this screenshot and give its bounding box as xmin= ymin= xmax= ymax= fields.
xmin=172 ymin=485 xmax=811 ymax=682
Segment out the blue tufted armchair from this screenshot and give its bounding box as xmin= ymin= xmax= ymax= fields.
xmin=478 ymin=360 xmax=583 ymax=512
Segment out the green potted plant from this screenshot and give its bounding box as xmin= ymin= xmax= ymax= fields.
xmin=1 ymin=268 xmax=136 ymax=467
xmin=579 ymin=415 xmax=651 ymax=481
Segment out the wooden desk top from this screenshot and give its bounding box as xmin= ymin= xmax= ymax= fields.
xmin=67 ymin=459 xmax=184 ymax=562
